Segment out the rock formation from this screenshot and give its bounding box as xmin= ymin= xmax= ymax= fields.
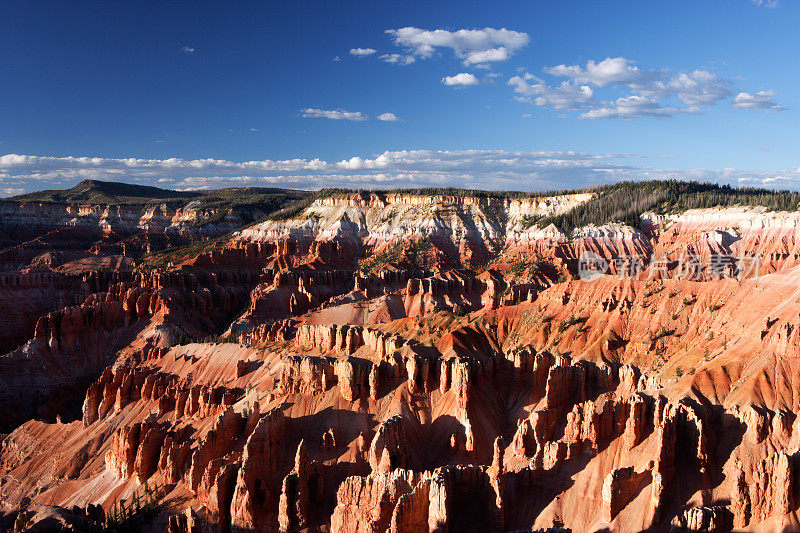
xmin=4 ymin=185 xmax=800 ymax=532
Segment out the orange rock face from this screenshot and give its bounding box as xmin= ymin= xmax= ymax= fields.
xmin=5 ymin=191 xmax=800 ymax=532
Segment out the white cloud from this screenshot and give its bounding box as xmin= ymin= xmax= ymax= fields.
xmin=332 ymin=56 xmax=341 ymax=62
xmin=385 ymin=27 xmax=529 ymax=65
xmin=0 ymin=153 xmax=334 ymax=175
xmin=507 ymin=73 xmax=539 ymax=94
xmin=350 ymin=48 xmax=377 ymax=57
xmin=336 ymin=156 xmax=383 ymax=170
xmin=640 ymin=70 xmax=731 ymax=106
xmin=301 ymin=108 xmax=368 ymax=121
xmin=509 ymin=74 xmax=594 ymax=109
xmin=732 ymin=91 xmax=784 ymax=111
xmin=751 ymin=0 xmax=780 ymax=6
xmin=545 ymin=57 xmax=663 ymax=87
xmin=545 ymin=59 xmax=729 ymax=107
xmin=377 ymin=113 xmax=402 ymax=122
xmin=511 ymin=56 xmax=777 ymax=120
xmin=181 ymin=46 xmax=196 ymax=53
xmin=580 ymin=95 xmax=683 ymax=120
xmin=463 ymin=47 xmax=510 ymax=65
xmin=0 ymin=150 xmax=644 ymax=191
xmin=442 ymin=73 xmax=479 ymax=87
xmin=379 ymin=53 xmax=416 ymax=65
xmin=1 ymin=150 xmax=800 ymax=193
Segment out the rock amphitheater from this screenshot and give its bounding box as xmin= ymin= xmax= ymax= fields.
xmin=2 ymin=184 xmax=800 ymax=532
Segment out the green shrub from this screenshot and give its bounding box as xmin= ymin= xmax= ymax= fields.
xmin=107 ymin=481 xmax=164 ymax=532
xmin=558 ymin=315 xmax=581 ymax=333
xmin=168 ymin=327 xmax=192 ymax=347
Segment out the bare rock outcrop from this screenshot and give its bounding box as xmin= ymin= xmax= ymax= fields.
xmin=601 ymin=466 xmax=652 ymax=522
xmin=669 ymin=506 xmax=731 ymax=532
xmin=230 ymin=407 xmax=287 ymax=532
xmin=331 ymin=470 xmax=422 ymax=533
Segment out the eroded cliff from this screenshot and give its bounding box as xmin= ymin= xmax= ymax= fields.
xmin=3 ymin=184 xmax=800 ymax=532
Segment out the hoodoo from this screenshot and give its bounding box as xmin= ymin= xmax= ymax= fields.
xmin=4 ymin=180 xmax=800 ymax=532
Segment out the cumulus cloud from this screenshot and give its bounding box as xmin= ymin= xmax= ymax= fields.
xmin=385 ymin=27 xmax=529 ymax=65
xmin=1 ymin=150 xmax=799 ymax=194
xmin=545 ymin=57 xmax=663 ymax=87
xmin=350 ymin=48 xmax=377 ymax=56
xmin=0 ymin=153 xmax=332 ymax=175
xmin=580 ymin=96 xmax=684 ymax=120
xmin=544 ymin=59 xmax=729 ymax=105
xmin=732 ymin=91 xmax=784 ymax=111
xmin=639 ymin=70 xmax=731 ymax=106
xmin=509 ymin=74 xmax=595 ymax=109
xmin=379 ymin=53 xmax=416 ymax=65
xmin=301 ymin=108 xmax=368 ymax=121
xmin=511 ymin=56 xmax=778 ymax=120
xmin=377 ymin=113 xmax=402 ymax=122
xmin=442 ymin=73 xmax=479 ymax=87
xmin=0 ymin=150 xmax=644 ymax=192
xmin=181 ymin=46 xmax=196 ymax=53
xmin=463 ymin=47 xmax=510 ymax=65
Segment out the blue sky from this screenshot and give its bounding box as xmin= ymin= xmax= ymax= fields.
xmin=0 ymin=0 xmax=797 ymax=195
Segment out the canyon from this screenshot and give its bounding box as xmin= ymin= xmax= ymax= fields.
xmin=2 ymin=180 xmax=800 ymax=532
